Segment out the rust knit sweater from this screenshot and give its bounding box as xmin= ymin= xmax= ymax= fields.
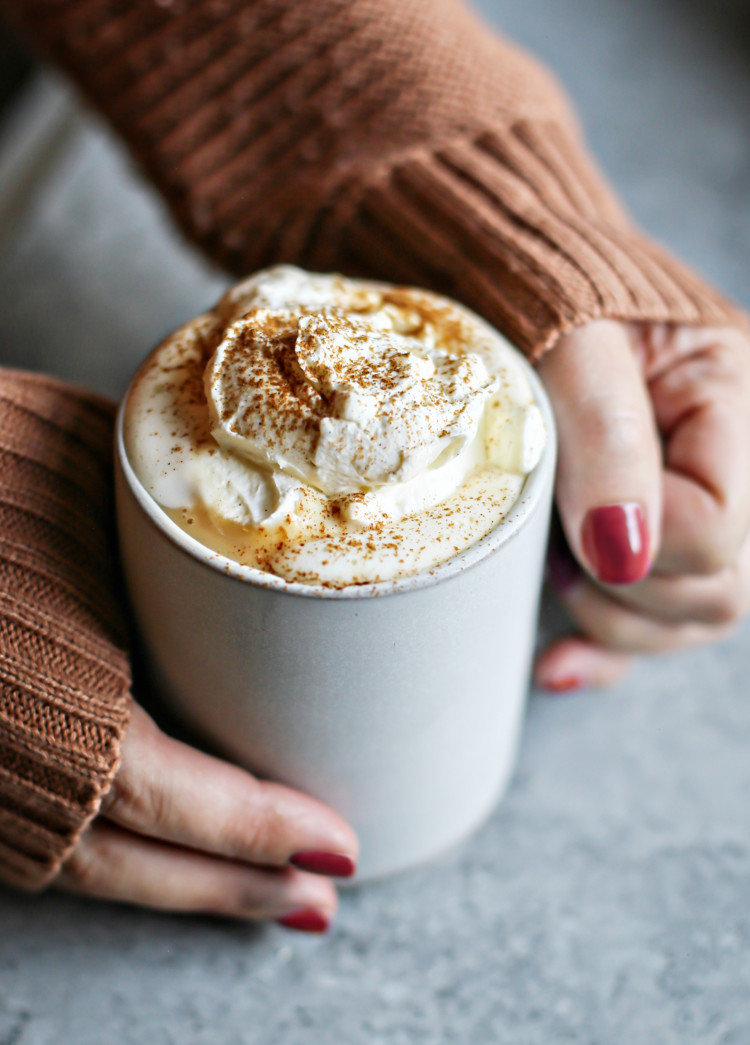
xmin=0 ymin=0 xmax=745 ymax=890
xmin=0 ymin=373 xmax=130 ymax=889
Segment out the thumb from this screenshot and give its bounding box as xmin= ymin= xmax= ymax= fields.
xmin=538 ymin=320 xmax=661 ymax=585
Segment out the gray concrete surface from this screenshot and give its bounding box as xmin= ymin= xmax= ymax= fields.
xmin=1 ymin=1 xmax=749 ymax=1042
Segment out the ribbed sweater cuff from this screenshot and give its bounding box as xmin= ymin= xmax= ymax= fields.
xmin=3 ymin=0 xmax=745 ymax=356
xmin=0 ymin=371 xmax=131 ymax=891
xmin=336 ymin=122 xmax=747 ymax=358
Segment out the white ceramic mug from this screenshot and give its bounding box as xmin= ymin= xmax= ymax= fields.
xmin=115 ymin=358 xmax=556 ymax=882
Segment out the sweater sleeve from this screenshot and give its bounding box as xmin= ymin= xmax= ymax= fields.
xmin=2 ymin=0 xmax=745 ymax=357
xmin=0 ymin=370 xmax=131 ymax=891
xmin=2 ymin=0 xmax=746 ymax=357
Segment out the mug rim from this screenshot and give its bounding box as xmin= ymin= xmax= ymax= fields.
xmin=116 ymin=346 xmax=557 ymax=601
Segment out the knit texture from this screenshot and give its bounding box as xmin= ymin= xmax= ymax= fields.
xmin=0 ymin=0 xmax=746 ymax=892
xmin=5 ymin=0 xmax=745 ymax=357
xmin=0 ymin=371 xmax=131 ymax=890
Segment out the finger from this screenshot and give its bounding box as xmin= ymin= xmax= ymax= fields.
xmin=558 ymin=576 xmax=735 ymax=653
xmin=646 ymin=327 xmax=750 ymax=575
xmin=102 ymin=705 xmax=358 ymax=875
xmin=57 ymin=821 xmax=336 ymax=929
xmin=539 ymin=320 xmax=662 ymax=585
xmin=603 ymin=532 xmax=750 ymax=626
xmin=534 ymin=636 xmax=630 ymax=692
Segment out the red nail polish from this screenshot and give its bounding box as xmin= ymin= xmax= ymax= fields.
xmin=289 ymin=851 xmax=356 ymax=878
xmin=546 ymin=539 xmax=582 ymax=594
xmin=543 ymin=675 xmax=586 ymax=693
xmin=581 ymin=504 xmax=650 ymax=584
xmin=276 ymin=908 xmax=330 ymax=934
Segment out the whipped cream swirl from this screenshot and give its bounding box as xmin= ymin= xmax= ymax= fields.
xmin=205 ymin=304 xmax=499 ymax=521
xmin=124 ymin=266 xmax=546 ymax=586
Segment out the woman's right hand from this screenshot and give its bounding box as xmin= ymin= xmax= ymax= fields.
xmin=56 ymin=702 xmax=359 ymax=933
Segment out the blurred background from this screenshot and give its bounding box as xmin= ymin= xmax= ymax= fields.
xmin=0 ymin=0 xmax=748 ymax=398
xmin=1 ymin=5 xmax=750 ymax=1043
xmin=1 ymin=8 xmax=750 ymax=1045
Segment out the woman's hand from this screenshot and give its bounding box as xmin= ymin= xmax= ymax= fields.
xmin=57 ymin=703 xmax=359 ymax=932
xmin=535 ymin=320 xmax=750 ymax=690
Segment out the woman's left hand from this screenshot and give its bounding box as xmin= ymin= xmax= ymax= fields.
xmin=534 ymin=319 xmax=750 ymax=691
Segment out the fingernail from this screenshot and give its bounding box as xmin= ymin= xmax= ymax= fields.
xmin=276 ymin=908 xmax=330 ymax=934
xmin=542 ymin=675 xmax=587 ymax=694
xmin=581 ymin=504 xmax=650 ymax=584
xmin=547 ymin=539 xmax=582 ymax=594
xmin=289 ymin=851 xmax=357 ymax=878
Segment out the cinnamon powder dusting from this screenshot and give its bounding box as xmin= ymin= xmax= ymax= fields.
xmin=125 ymin=267 xmax=543 ymax=587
